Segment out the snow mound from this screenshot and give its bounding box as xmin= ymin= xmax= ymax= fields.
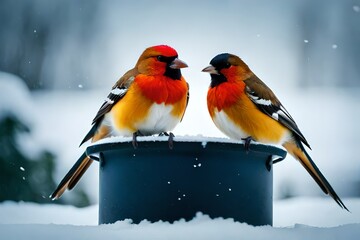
xmin=0 ymin=72 xmax=33 ymax=123
xmin=1 ymin=199 xmax=360 ymax=239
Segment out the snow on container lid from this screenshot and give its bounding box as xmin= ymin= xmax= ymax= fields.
xmin=86 ymin=136 xmax=287 ymax=226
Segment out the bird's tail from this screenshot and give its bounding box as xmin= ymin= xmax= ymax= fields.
xmin=51 ymin=124 xmax=109 ymax=200
xmin=50 ymin=152 xmax=93 ymax=200
xmin=282 ymin=139 xmax=348 ymax=211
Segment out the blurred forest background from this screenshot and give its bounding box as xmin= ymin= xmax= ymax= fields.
xmin=0 ymin=0 xmax=359 ymax=207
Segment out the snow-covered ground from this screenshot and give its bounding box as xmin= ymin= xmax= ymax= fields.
xmin=0 ymin=199 xmax=360 ymax=239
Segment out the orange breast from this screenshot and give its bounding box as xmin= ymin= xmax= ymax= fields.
xmin=208 ymin=82 xmax=288 ymax=144
xmin=136 ymin=74 xmax=188 ymax=120
xmin=207 ymin=81 xmax=245 ymax=117
xmin=110 ymin=75 xmax=188 ymax=134
xmin=135 ymin=75 xmax=188 ymax=105
xmin=110 ymin=83 xmax=153 ymax=134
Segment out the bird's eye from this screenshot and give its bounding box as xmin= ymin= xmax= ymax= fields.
xmin=225 ymin=63 xmax=231 ymax=68
xmin=157 ymin=56 xmax=165 ymax=62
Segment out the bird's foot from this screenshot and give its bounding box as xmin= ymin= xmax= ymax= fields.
xmin=132 ymin=131 xmax=144 ymax=149
xmin=241 ymin=136 xmax=254 ymax=152
xmin=159 ymin=132 xmax=175 ymax=149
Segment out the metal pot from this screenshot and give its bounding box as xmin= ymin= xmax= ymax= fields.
xmin=86 ymin=136 xmax=286 ymax=226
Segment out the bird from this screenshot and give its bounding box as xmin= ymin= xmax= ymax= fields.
xmin=202 ymin=53 xmax=348 ymax=211
xmin=50 ymin=45 xmax=189 ymax=200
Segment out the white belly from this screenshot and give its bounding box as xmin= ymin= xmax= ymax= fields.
xmin=136 ymin=103 xmax=180 ymax=135
xmin=213 ymin=109 xmax=292 ymax=144
xmin=212 ymin=110 xmax=248 ymax=140
xmin=110 ymin=103 xmax=180 ymax=136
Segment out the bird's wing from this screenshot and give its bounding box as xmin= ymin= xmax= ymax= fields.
xmin=91 ymin=70 xmax=138 ymax=124
xmin=79 ymin=68 xmax=138 ymax=145
xmin=244 ymin=75 xmax=311 ymax=149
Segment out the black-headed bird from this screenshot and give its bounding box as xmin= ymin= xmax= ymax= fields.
xmin=202 ymin=53 xmax=348 ymax=210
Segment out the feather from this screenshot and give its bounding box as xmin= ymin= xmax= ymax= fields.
xmin=244 ymin=75 xmax=311 ymax=149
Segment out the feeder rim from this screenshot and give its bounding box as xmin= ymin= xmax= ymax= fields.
xmin=86 ymin=135 xmax=287 ymax=163
xmin=90 ymin=135 xmax=277 ymax=146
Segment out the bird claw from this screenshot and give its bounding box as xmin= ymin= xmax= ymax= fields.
xmin=241 ymin=136 xmax=254 ymax=152
xmin=159 ymin=132 xmax=175 ymax=149
xmin=132 ymin=131 xmax=143 ymax=149
xmin=168 ymin=132 xmax=174 ymax=149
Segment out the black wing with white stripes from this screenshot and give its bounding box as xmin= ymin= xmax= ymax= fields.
xmin=79 ymin=85 xmax=128 ymax=146
xmin=79 ymin=73 xmax=136 ymax=146
xmin=91 ymin=86 xmax=128 ymax=124
xmin=244 ymin=75 xmax=311 ymax=149
xmin=91 ymin=73 xmax=136 ymax=125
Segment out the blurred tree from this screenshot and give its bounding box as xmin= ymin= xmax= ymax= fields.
xmin=0 ymin=0 xmax=101 ymax=90
xmin=0 ymin=114 xmax=90 ymax=207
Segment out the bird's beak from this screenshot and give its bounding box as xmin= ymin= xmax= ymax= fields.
xmin=169 ymin=58 xmax=188 ymax=69
xmin=202 ymin=65 xmax=219 ymax=75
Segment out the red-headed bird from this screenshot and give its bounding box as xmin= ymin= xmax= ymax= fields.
xmin=202 ymin=53 xmax=348 ymax=210
xmin=50 ymin=45 xmax=189 ymax=200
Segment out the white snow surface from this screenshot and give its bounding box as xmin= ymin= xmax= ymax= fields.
xmin=91 ymin=135 xmax=262 ymax=145
xmin=0 ymin=199 xmax=360 ymax=239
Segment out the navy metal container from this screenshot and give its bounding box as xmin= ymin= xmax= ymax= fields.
xmin=86 ymin=136 xmax=286 ymax=226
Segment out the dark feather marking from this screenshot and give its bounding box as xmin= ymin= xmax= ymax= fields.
xmin=244 ymin=76 xmax=311 ymax=149
xmin=67 ymin=158 xmax=93 ymax=190
xmin=92 ymin=87 xmax=127 ymax=125
xmin=50 ymin=152 xmax=87 ymax=199
xmin=78 ymin=87 xmax=128 ymax=146
xmin=79 ymin=117 xmax=103 ymax=146
xmin=295 ymin=136 xmax=348 ymax=211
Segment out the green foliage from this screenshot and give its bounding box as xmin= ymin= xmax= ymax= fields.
xmin=0 ymin=115 xmax=90 ymax=207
